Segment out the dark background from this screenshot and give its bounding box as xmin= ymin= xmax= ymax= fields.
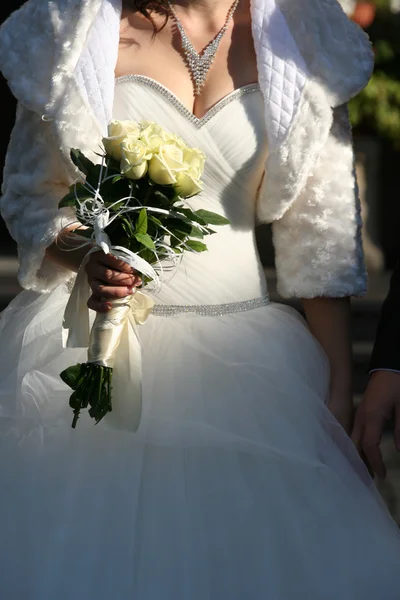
xmin=0 ymin=2 xmax=24 ymax=256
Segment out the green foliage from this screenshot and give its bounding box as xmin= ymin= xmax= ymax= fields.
xmin=59 ymin=149 xmax=229 ymax=269
xmin=61 ymin=363 xmax=113 ymax=428
xmin=349 ymin=8 xmax=400 ymax=146
xmin=58 ymin=182 xmax=92 ymax=208
xmin=185 ymin=240 xmax=208 ymax=252
xmin=70 ymin=148 xmax=94 ymax=177
xmin=194 ymin=209 xmax=230 ymax=226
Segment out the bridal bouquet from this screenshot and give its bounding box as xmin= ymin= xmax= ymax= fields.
xmin=59 ymin=119 xmax=229 ymax=429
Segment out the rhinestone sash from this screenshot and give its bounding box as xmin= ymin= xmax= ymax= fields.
xmin=151 ymin=295 xmax=270 ymax=317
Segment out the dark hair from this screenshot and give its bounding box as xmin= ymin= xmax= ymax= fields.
xmin=123 ymin=1 xmax=170 ymax=30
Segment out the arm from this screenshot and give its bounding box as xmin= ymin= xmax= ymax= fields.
xmin=259 ymin=105 xmax=364 ymax=431
xmin=303 ymin=297 xmax=353 ymax=431
xmin=1 ymin=103 xmax=76 ymax=292
xmin=2 ymin=103 xmax=140 ymax=307
xmin=45 ymin=225 xmax=93 ymax=274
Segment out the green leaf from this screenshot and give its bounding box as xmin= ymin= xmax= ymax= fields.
xmin=58 ymin=194 xmax=78 ymax=209
xmin=85 ymin=164 xmax=103 ymax=190
xmin=194 ymin=210 xmax=230 ymax=226
xmin=146 ymin=188 xmax=177 ymax=208
xmin=185 ymin=239 xmax=208 ymax=252
xmin=149 ymin=215 xmax=163 ymax=227
xmin=107 ymin=200 xmax=126 ymax=212
xmin=136 ymin=208 xmax=148 ymax=235
xmin=70 ymin=149 xmax=96 ymax=177
xmin=170 ymin=230 xmax=186 ymax=248
xmin=189 ymin=225 xmax=205 ymax=238
xmin=164 ymin=217 xmax=192 ymax=235
xmin=60 ymin=364 xmax=84 ymax=390
xmin=58 ymin=182 xmax=92 ymax=208
xmin=135 ymin=232 xmax=156 ymax=250
xmin=106 ymin=157 xmax=121 ymax=172
xmin=153 ymin=184 xmax=177 ymax=201
xmin=138 ymin=247 xmax=156 ymax=264
xmin=178 ymin=208 xmax=207 ymax=225
xmin=72 ymin=228 xmax=93 ymax=240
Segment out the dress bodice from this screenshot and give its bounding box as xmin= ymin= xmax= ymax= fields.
xmin=113 ymin=76 xmax=269 ymax=305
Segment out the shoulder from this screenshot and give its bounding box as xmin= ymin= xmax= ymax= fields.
xmin=252 ymin=0 xmax=373 ymax=108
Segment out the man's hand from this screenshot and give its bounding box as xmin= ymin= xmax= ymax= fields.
xmin=352 ymin=370 xmax=400 ymax=479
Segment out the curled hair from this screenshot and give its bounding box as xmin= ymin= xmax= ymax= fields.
xmin=123 ymin=0 xmax=170 ymax=31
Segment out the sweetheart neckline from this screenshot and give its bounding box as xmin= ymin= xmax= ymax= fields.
xmin=115 ymin=75 xmax=261 ymax=129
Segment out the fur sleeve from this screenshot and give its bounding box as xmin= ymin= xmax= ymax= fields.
xmin=1 ymin=104 xmax=77 ymax=293
xmin=263 ymin=105 xmax=366 ymax=299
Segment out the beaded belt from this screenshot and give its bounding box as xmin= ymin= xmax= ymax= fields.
xmin=151 ymin=295 xmax=270 ymax=317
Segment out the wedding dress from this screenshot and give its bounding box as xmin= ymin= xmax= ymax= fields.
xmin=1 ymin=76 xmax=400 ymax=599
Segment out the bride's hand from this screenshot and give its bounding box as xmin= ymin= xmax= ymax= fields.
xmin=85 ymin=251 xmax=142 ymax=313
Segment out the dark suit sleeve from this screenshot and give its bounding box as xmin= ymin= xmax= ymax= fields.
xmin=369 ymin=263 xmax=400 ymax=372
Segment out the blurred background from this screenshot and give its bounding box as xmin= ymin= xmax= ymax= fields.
xmin=1 ymin=0 xmax=400 ymax=516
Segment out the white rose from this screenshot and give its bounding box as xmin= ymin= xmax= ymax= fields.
xmin=175 ymin=167 xmax=203 ymax=198
xmin=139 ymin=121 xmax=169 ymax=154
xmin=182 ymin=147 xmax=206 ymax=180
xmin=103 ymin=120 xmax=141 ymax=160
xmin=164 ymin=132 xmax=187 ymax=148
xmin=120 ymin=138 xmax=151 ymax=180
xmin=148 ymin=142 xmax=186 ymax=186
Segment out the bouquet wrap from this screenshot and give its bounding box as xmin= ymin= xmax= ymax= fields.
xmin=63 ymin=253 xmax=154 ymax=431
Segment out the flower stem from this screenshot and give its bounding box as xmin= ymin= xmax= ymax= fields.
xmin=61 ymin=363 xmax=114 ymax=428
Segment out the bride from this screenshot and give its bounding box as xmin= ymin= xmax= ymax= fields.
xmin=1 ymin=0 xmax=400 ymax=598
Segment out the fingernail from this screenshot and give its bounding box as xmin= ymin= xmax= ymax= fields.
xmin=127 ymin=286 xmax=134 ymax=295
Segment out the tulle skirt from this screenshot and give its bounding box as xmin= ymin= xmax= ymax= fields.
xmin=1 ymin=284 xmax=400 ymax=599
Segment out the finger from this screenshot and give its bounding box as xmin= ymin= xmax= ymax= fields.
xmin=87 ymin=253 xmax=141 ymax=283
xmin=394 ymin=405 xmax=400 ymax=452
xmin=359 ymin=449 xmax=375 ymax=479
xmin=86 ymin=264 xmax=136 ymax=287
xmin=351 ymin=410 xmax=364 ymax=450
xmin=362 ymin=416 xmax=387 ymax=479
xmin=90 ymin=280 xmax=135 ymax=299
xmin=100 ymin=253 xmax=139 ymax=274
xmin=87 ymin=295 xmax=112 ymax=313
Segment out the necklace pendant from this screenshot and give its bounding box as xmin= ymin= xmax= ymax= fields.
xmin=168 ymin=0 xmax=240 ymax=96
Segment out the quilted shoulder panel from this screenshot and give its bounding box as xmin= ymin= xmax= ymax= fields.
xmin=251 ymin=0 xmax=307 ymax=149
xmin=251 ymin=0 xmax=373 ymax=149
xmin=278 ymin=0 xmax=374 ymax=106
xmin=74 ymin=0 xmax=121 ymax=134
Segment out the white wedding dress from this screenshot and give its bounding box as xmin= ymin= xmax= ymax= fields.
xmin=1 ymin=76 xmax=400 ymax=599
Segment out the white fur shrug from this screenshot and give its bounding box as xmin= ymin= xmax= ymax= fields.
xmin=0 ymin=0 xmax=373 ymax=297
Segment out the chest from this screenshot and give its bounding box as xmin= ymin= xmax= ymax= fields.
xmin=116 ymin=9 xmax=258 ymax=120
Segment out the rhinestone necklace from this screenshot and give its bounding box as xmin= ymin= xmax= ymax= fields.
xmin=168 ymin=0 xmax=240 ymax=95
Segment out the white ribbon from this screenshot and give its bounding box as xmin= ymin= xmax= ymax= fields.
xmin=62 ymin=251 xmax=154 ymax=432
